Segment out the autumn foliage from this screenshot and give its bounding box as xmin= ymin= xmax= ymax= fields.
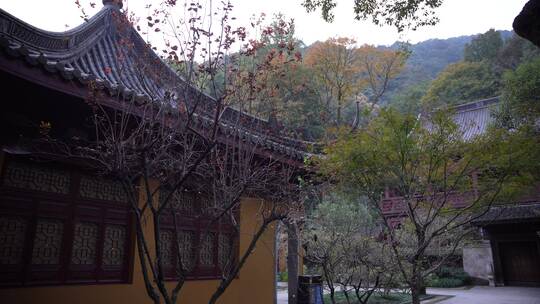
xmin=304 ymin=37 xmax=407 ymax=125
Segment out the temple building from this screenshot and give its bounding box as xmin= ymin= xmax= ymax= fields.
xmin=381 ymin=97 xmax=540 ymax=287
xmin=0 ymin=1 xmax=307 ymax=303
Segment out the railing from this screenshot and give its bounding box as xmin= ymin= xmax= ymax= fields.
xmin=380 ymin=190 xmax=477 ymax=216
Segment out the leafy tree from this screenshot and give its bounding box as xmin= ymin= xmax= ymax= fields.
xmin=464 ymin=29 xmax=503 ymax=63
xmin=389 ymin=81 xmax=430 ymax=114
xmin=421 ymin=61 xmax=500 ymax=109
xmin=319 ymin=109 xmax=538 ymax=304
xmin=70 ymin=2 xmax=304 ymax=304
xmin=496 ymin=56 xmax=540 ymax=128
xmin=301 ymin=0 xmax=443 ymax=32
xmin=225 ymin=14 xmax=302 ymax=114
xmin=304 ymin=37 xmax=363 ymax=125
xmin=225 ymin=16 xmax=322 ymax=304
xmin=303 ymin=196 xmax=393 ymax=304
xmin=357 ymin=44 xmax=408 ymax=107
xmin=495 ymin=33 xmax=540 ymax=71
xmin=222 ymin=14 xmax=326 ymax=141
xmin=305 ymin=39 xmax=406 ymax=125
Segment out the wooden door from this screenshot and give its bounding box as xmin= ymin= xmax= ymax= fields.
xmin=499 ymin=241 xmax=540 ymax=286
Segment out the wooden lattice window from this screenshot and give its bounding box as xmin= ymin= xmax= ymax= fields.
xmin=70 ymin=222 xmax=99 ymax=265
xmin=0 ymin=157 xmax=133 ymax=287
xmin=2 ymin=160 xmax=70 ymax=194
xmin=79 ymin=175 xmax=127 ymax=203
xmin=0 ymin=216 xmax=27 ymax=266
xmin=159 ymin=190 xmax=238 ymax=280
xmin=31 ymin=219 xmax=64 ymax=265
xmin=102 ymin=225 xmax=127 ymax=266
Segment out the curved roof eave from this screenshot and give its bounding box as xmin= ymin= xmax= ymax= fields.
xmin=0 ymin=5 xmax=311 ymax=164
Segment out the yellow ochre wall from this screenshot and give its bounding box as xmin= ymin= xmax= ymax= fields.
xmin=0 ymin=159 xmax=277 ymax=304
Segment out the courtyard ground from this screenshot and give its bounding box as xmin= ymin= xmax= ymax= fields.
xmin=426 ymin=286 xmax=540 ymax=304
xmin=276 ymin=284 xmax=540 ymax=304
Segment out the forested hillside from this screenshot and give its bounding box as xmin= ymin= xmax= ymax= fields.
xmin=382 ymin=30 xmax=512 ymax=106
xmin=201 ymin=17 xmax=538 ymax=141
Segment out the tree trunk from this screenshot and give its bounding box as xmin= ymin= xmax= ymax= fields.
xmin=329 ymin=287 xmax=337 ymax=304
xmin=209 ymin=219 xmax=274 ymax=304
xmin=287 ymin=222 xmax=299 ymax=304
xmin=419 ymin=277 xmax=427 ymax=295
xmin=354 ymin=287 xmax=363 ymax=304
xmin=411 ymin=286 xmax=421 ymax=304
xmin=336 ymin=90 xmax=343 ymax=125
xmin=410 ymin=269 xmax=422 ymax=304
xmin=343 ymin=289 xmax=351 ymax=304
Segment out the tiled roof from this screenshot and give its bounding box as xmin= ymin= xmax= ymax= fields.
xmin=0 ymin=3 xmax=310 ymax=162
xmin=472 ymin=202 xmax=540 ymax=225
xmin=450 ymin=97 xmax=500 ymax=141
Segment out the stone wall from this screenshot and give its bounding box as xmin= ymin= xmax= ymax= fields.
xmin=463 ymin=241 xmax=494 ymax=285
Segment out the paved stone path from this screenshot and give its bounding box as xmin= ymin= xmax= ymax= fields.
xmin=277 ymin=286 xmax=540 ymax=304
xmin=276 ymin=290 xmax=288 ymax=304
xmin=427 ymin=286 xmax=540 ymax=304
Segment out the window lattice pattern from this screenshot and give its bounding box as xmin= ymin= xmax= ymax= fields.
xmin=199 ymin=196 xmax=213 ymax=216
xmin=218 ymin=234 xmax=233 ymax=271
xmin=159 ymin=230 xmax=175 ymax=267
xmin=167 ymin=191 xmax=195 ymax=216
xmin=0 ymin=159 xmax=133 ymax=285
xmin=199 ymin=233 xmax=215 ymax=267
xmin=71 ymin=222 xmax=98 ymax=265
xmin=102 ymin=225 xmax=126 ymax=266
xmin=177 ymin=230 xmax=194 ymax=271
xmin=79 ymin=175 xmax=127 ymax=202
xmin=0 ymin=216 xmax=27 ymax=265
xmin=2 ymin=161 xmax=70 ymax=194
xmin=31 ymin=219 xmax=64 ymax=265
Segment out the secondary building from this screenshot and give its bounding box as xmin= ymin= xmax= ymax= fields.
xmin=381 ymin=97 xmax=540 ymax=287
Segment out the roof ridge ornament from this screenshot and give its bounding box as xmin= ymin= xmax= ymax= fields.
xmin=103 ymin=0 xmax=123 ymax=9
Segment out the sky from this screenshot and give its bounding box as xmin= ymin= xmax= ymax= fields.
xmin=0 ymin=0 xmax=529 ymax=46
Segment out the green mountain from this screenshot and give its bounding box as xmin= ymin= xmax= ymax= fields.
xmin=382 ymin=30 xmax=512 ymax=105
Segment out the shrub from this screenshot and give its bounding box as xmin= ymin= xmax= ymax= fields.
xmin=429 ymin=277 xmax=464 ymax=288
xmin=426 ymin=267 xmax=471 ymax=287
xmin=278 ymin=271 xmax=288 ymax=282
xmin=435 ymin=266 xmax=454 ymax=277
xmin=450 ymin=269 xmax=471 ymax=284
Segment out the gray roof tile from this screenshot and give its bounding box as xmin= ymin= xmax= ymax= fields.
xmin=450 ymin=97 xmax=499 ymax=141
xmin=472 ymin=202 xmax=540 ymax=225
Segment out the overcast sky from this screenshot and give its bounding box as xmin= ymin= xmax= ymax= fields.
xmin=0 ymin=0 xmax=528 ymax=46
